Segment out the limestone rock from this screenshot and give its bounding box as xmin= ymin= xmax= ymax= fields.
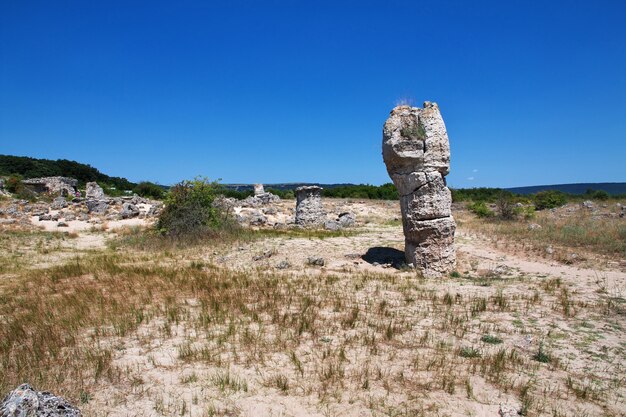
xmin=295 ymin=186 xmax=326 ymax=227
xmin=1 ymin=383 xmax=81 ymax=417
xmin=120 ymin=203 xmax=140 ymax=219
xmin=382 ymin=102 xmax=456 ymax=277
xmin=324 ymin=219 xmax=341 ymax=231
xmin=86 ymin=200 xmax=108 ymax=215
xmin=85 ymin=182 xmax=105 ymax=199
xmin=337 ymin=212 xmax=356 ymax=227
xmin=254 ymin=184 xmax=265 ymax=196
xmin=50 ymin=197 xmax=68 ymax=210
xmin=21 ymin=177 xmax=78 ymax=197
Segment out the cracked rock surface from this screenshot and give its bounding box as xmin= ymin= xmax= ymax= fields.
xmin=1 ymin=383 xmax=81 ymax=417
xmin=382 ymin=102 xmax=456 ymax=277
xmin=295 ymin=186 xmax=326 ymax=227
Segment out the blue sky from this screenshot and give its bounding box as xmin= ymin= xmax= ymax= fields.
xmin=1 ymin=1 xmax=625 ymax=188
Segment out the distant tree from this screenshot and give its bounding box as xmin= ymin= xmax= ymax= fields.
xmin=134 ymin=181 xmax=164 ymax=199
xmin=495 ymin=192 xmax=517 ymax=220
xmin=534 ymin=190 xmax=567 ymax=210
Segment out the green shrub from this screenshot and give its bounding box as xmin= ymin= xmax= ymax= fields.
xmin=157 ymin=178 xmax=229 ymax=239
xmin=468 ymin=201 xmax=494 ymax=218
xmin=459 ymin=347 xmax=481 ymax=358
xmin=588 ymin=189 xmax=610 ymax=200
xmin=134 ymin=181 xmax=164 ymax=200
xmin=481 ymin=335 xmax=503 ymax=344
xmin=5 ymin=174 xmax=23 ymax=193
xmin=520 ymin=205 xmax=536 ymax=220
xmin=534 ymin=190 xmax=567 ymax=210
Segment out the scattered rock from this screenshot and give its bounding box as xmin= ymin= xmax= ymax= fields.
xmin=324 ymin=220 xmax=341 ymax=231
xmin=337 ymin=212 xmax=356 ymax=227
xmin=498 ymin=403 xmax=518 ymax=417
xmin=50 ymin=197 xmax=68 ymax=210
xmin=86 ymin=200 xmax=108 ymax=214
xmin=120 ymin=203 xmax=140 ymax=219
xmin=581 ymin=200 xmax=595 ymax=210
xmin=527 ymin=223 xmax=542 ymax=230
xmin=306 ymin=257 xmax=325 ymax=267
xmin=382 ymin=102 xmax=455 ymax=277
xmin=253 ymin=250 xmax=274 ymax=261
xmin=39 ymin=214 xmax=52 ymax=221
xmin=248 ymin=211 xmax=267 ymax=226
xmin=545 ymin=245 xmax=554 ymax=255
xmin=275 ymin=260 xmax=290 ymax=269
xmin=1 ymin=383 xmax=81 ymax=417
xmin=240 ymin=193 xmax=280 ymax=207
xmin=57 ymin=221 xmax=69 ymax=227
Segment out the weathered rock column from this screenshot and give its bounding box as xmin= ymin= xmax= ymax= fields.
xmin=382 ymin=102 xmax=456 ymax=277
xmin=86 ymin=182 xmax=105 ymax=199
xmin=295 ymin=186 xmax=326 ymax=227
xmin=254 ymin=183 xmax=265 ymax=196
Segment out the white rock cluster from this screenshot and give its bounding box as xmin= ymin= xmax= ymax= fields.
xmin=382 ymin=102 xmax=456 ymax=277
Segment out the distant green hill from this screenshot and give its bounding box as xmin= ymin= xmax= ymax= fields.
xmin=506 ymin=182 xmax=626 ymax=196
xmin=0 ymin=154 xmax=136 ymax=191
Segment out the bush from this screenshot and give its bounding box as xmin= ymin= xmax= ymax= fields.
xmin=495 ymin=192 xmax=517 ymax=220
xmin=157 ymin=178 xmax=230 ymax=239
xmin=468 ymin=201 xmax=494 ymax=218
xmin=5 ymin=174 xmax=23 ymax=193
xmin=134 ymin=181 xmax=164 ymax=200
xmin=534 ymin=190 xmax=567 ymax=210
xmin=587 ymin=189 xmax=610 ymax=200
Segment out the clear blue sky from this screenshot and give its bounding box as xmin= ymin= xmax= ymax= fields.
xmin=1 ymin=1 xmax=625 ymax=188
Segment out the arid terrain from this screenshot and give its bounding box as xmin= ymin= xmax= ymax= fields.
xmin=1 ymin=197 xmax=625 ymax=417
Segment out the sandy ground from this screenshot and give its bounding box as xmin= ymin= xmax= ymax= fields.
xmin=3 ymin=198 xmax=625 ymax=416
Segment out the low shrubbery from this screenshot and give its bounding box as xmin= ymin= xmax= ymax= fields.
xmin=533 ymin=190 xmax=567 ymax=210
xmin=468 ymin=201 xmax=494 ymax=218
xmin=134 ymin=181 xmax=165 ymax=200
xmin=158 ymin=177 xmax=236 ymax=240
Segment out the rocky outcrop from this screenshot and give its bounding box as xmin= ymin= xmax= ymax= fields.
xmin=254 ymin=184 xmax=265 ymax=196
xmin=86 ymin=199 xmax=108 ymax=214
xmin=240 ymin=192 xmax=280 ymax=208
xmin=1 ymin=383 xmax=81 ymax=417
xmin=295 ymin=186 xmax=326 ymax=227
xmin=382 ymin=102 xmax=456 ymax=277
xmin=120 ymin=203 xmax=140 ymax=219
xmin=50 ymin=197 xmax=68 ymax=210
xmin=85 ymin=182 xmax=105 ymax=199
xmin=22 ymin=177 xmax=78 ymax=197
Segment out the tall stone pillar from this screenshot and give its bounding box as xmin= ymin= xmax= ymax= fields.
xmin=382 ymin=102 xmax=456 ymax=277
xmin=295 ymin=186 xmax=326 ymax=227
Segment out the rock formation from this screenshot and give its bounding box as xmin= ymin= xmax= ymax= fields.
xmin=254 ymin=184 xmax=265 ymax=196
xmin=295 ymin=186 xmax=326 ymax=227
xmin=382 ymin=102 xmax=455 ymax=277
xmin=21 ymin=177 xmax=78 ymax=197
xmin=1 ymin=383 xmax=81 ymax=417
xmin=85 ymin=182 xmax=105 ymax=199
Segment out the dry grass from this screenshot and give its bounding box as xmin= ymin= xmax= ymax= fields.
xmin=1 ymin=240 xmax=624 ymax=416
xmin=460 ymin=207 xmax=626 ymax=262
xmin=0 ymin=199 xmax=625 ymax=416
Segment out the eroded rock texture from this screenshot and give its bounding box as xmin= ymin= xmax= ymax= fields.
xmin=382 ymin=102 xmax=456 ymax=276
xmin=1 ymin=383 xmax=81 ymax=417
xmin=85 ymin=182 xmax=105 ymax=199
xmin=295 ymin=186 xmax=326 ymax=227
